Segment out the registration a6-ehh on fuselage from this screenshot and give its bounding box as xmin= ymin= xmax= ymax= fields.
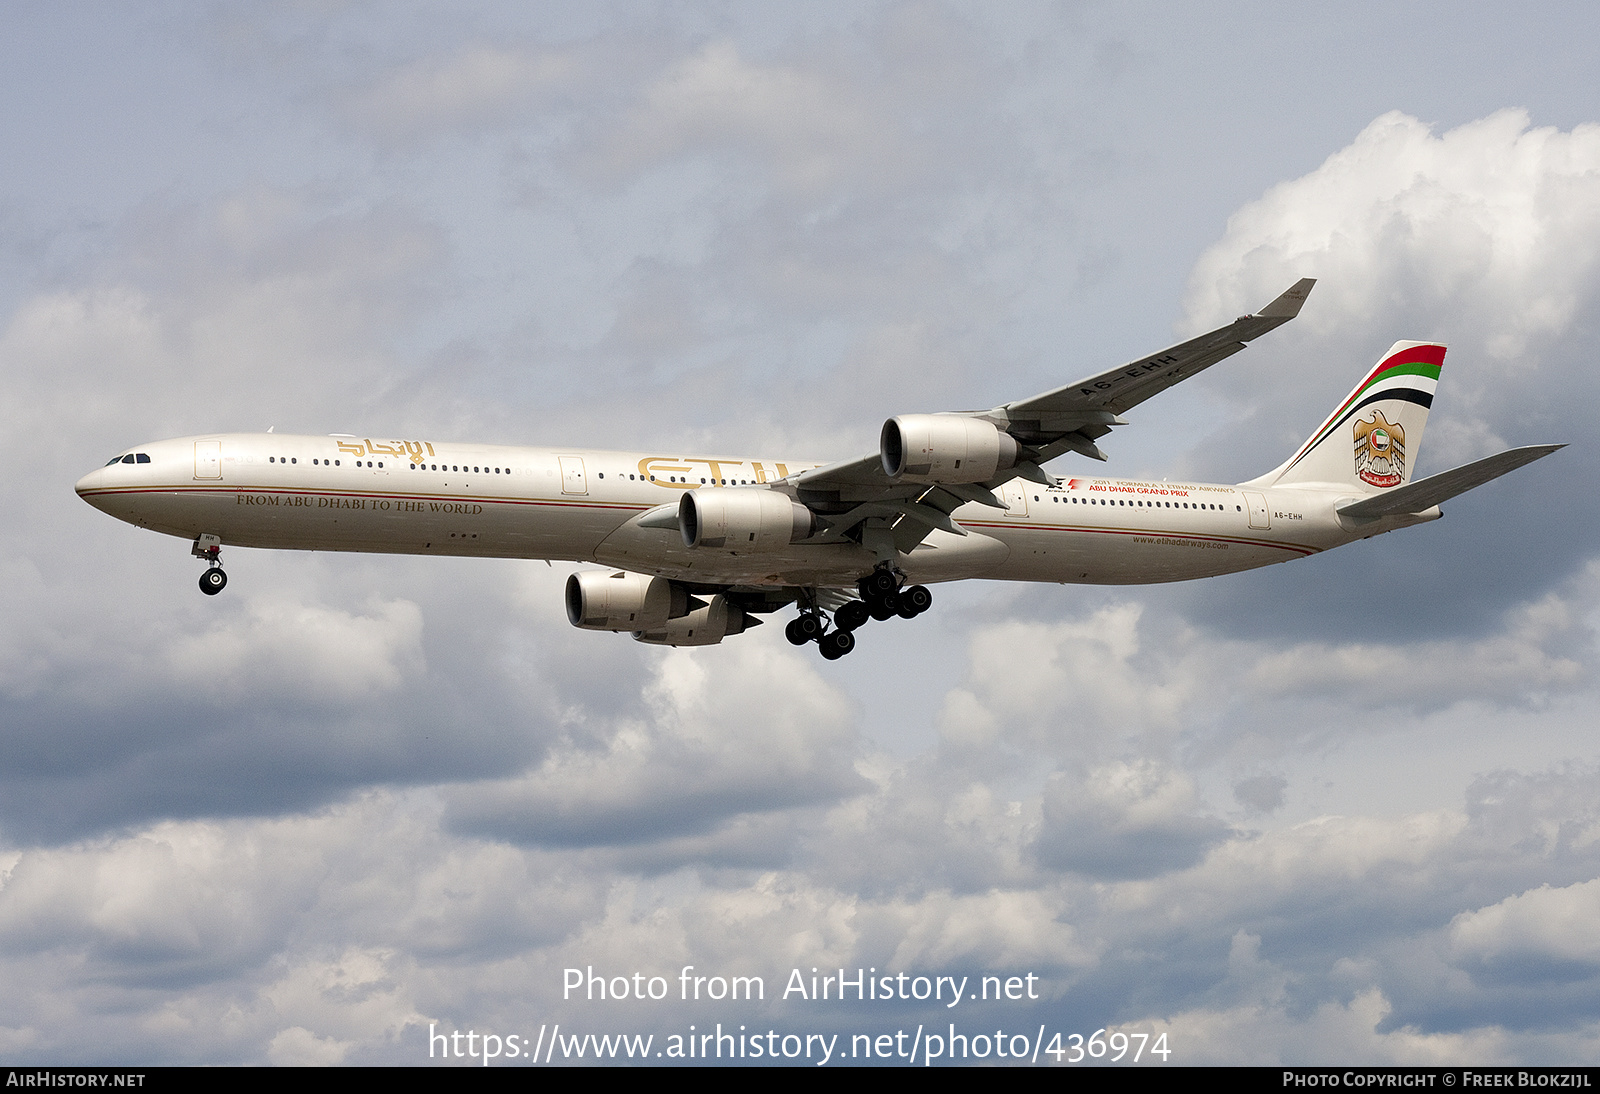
xmin=76 ymin=280 xmax=1562 ymax=660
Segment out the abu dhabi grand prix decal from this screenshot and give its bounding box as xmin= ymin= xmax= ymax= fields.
xmin=1353 ymin=410 xmax=1405 ymax=488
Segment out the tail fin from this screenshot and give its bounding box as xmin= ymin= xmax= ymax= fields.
xmin=1250 ymin=340 xmax=1445 ymax=491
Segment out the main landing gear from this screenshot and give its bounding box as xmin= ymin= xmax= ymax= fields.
xmin=785 ymin=566 xmax=933 ymax=660
xmin=785 ymin=616 xmax=857 ymax=660
xmin=787 ymin=610 xmax=855 ymax=659
xmin=192 ymin=533 xmax=227 ymax=596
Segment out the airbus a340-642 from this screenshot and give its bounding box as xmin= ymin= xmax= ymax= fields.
xmin=76 ymin=280 xmax=1561 ymax=659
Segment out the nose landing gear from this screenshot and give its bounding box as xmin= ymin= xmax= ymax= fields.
xmin=192 ymin=533 xmax=227 ymax=596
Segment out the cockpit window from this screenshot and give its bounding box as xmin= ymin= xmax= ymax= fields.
xmin=106 ymin=456 xmax=124 ymax=466
xmin=120 ymin=454 xmax=135 ymax=464
xmin=135 ymin=453 xmax=150 ymax=463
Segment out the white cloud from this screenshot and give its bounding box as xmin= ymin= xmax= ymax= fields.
xmin=941 ymin=605 xmax=1215 ymax=754
xmin=604 ymin=40 xmax=882 ymax=197
xmin=267 ymin=1025 xmax=353 ymax=1067
xmin=0 ymin=818 xmax=324 ymax=980
xmin=1180 ymin=110 xmax=1600 ymax=486
xmin=1186 ymin=110 xmax=1600 ymax=362
xmin=444 ymin=640 xmax=865 ymax=848
xmin=1143 ymin=988 xmax=1507 ymax=1066
xmin=0 ymin=793 xmax=604 ymax=1061
xmin=162 ymin=595 xmax=424 ymax=705
xmin=1035 ymin=760 xmax=1232 ymax=879
xmin=1450 ymin=878 xmax=1600 ymax=969
xmin=346 ymin=45 xmax=580 ymax=140
xmin=941 ymin=567 xmax=1596 ymax=767
xmin=876 ymin=888 xmax=1091 ymax=971
xmin=1244 ymin=580 xmax=1593 ymax=709
xmin=261 ymin=949 xmax=421 ymax=1061
xmin=0 ymin=193 xmax=443 ymax=456
xmin=1098 ymin=809 xmax=1472 ymax=934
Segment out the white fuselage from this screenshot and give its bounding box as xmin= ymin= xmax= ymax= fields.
xmin=75 ymin=433 xmax=1420 ymax=589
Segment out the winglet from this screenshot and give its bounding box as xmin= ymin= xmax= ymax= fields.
xmin=1256 ymin=278 xmax=1317 ymax=319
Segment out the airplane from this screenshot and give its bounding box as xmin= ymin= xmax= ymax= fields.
xmin=75 ymin=278 xmax=1562 ymax=660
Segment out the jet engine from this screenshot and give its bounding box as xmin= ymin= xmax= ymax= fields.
xmin=565 ymin=570 xmax=693 ymax=631
xmin=633 ymin=594 xmax=757 ymax=647
xmin=880 ymin=414 xmax=1019 ymax=484
xmin=679 ymin=488 xmax=815 ymax=549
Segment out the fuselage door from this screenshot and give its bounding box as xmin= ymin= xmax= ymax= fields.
xmin=194 ymin=440 xmax=222 ymax=480
xmin=559 ymin=456 xmax=588 ymax=495
xmin=1243 ymin=491 xmax=1270 ymax=530
xmin=1001 ymin=479 xmax=1029 ymax=517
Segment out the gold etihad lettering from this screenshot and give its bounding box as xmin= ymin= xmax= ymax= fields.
xmin=637 ymin=457 xmax=796 ymax=487
xmin=335 ymin=439 xmax=436 ymax=460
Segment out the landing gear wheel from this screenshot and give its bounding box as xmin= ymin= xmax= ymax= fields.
xmin=785 ymin=618 xmax=810 ymax=646
xmin=794 ymin=613 xmax=824 ymax=642
xmin=818 ymin=629 xmax=856 ymax=659
xmin=861 ymin=569 xmax=898 ymax=599
xmin=901 ymin=585 xmax=932 ymax=615
xmin=896 ymin=598 xmax=920 ymax=619
xmin=868 ymin=594 xmax=899 ymax=621
xmin=835 ymin=600 xmax=870 ymax=632
xmin=199 ymin=568 xmax=228 ymax=596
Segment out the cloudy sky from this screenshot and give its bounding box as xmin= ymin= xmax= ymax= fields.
xmin=3 ymin=0 xmax=1598 ymax=1066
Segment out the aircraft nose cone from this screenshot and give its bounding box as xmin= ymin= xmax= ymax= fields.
xmin=75 ymin=466 xmax=107 ymax=505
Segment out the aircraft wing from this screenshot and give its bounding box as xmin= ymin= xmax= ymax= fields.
xmin=1336 ymin=444 xmax=1564 ymax=520
xmin=999 ymin=278 xmax=1316 ymax=425
xmin=787 ymin=279 xmax=1315 ymax=551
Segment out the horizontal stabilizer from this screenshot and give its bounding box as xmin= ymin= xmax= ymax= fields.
xmin=1336 ymin=444 xmax=1564 ymax=520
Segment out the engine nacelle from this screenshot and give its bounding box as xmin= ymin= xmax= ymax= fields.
xmin=633 ymin=594 xmax=754 ymax=647
xmin=679 ymin=488 xmax=815 ymax=549
xmin=565 ymin=570 xmax=691 ymax=631
xmin=880 ymin=414 xmax=1019 ymax=484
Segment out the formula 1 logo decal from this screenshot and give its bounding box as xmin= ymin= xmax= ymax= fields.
xmin=1353 ymin=410 xmax=1405 ymax=488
